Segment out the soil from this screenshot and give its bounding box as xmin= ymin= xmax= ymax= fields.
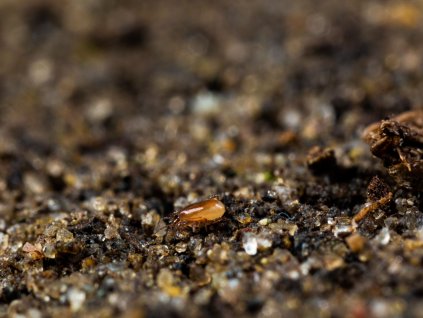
xmin=0 ymin=0 xmax=422 ymax=317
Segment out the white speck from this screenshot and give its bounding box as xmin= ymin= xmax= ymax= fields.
xmin=227 ymin=279 xmax=240 ymax=289
xmin=371 ymin=299 xmax=391 ymax=317
xmin=258 ymin=218 xmax=270 ymax=226
xmin=333 ymin=225 xmax=354 ymax=238
xmin=212 ymin=154 xmax=225 ymax=165
xmin=332 ymin=217 xmax=355 ymax=238
xmin=192 ymin=92 xmax=222 ymax=115
xmin=108 ymin=293 xmax=120 ymax=306
xmin=257 ymin=236 xmax=272 ymax=250
xmin=29 ymin=59 xmax=53 ymax=85
xmin=256 ymin=230 xmax=273 ymax=250
xmin=282 ymin=109 xmax=302 ymax=130
xmin=67 ymin=288 xmax=86 ymax=312
xmin=287 ymin=270 xmax=300 ymax=280
xmin=375 ymin=227 xmax=390 ymax=245
xmin=406 ymin=199 xmax=414 ymax=206
xmin=86 ymin=98 xmax=113 ymax=122
xmin=242 ymin=232 xmax=258 ymax=255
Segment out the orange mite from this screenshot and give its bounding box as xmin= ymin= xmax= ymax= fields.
xmin=173 ymin=197 xmax=226 ymax=228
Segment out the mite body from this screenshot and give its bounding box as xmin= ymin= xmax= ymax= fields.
xmin=173 ymin=197 xmax=226 ymax=228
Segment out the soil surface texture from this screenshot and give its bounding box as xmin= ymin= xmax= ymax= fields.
xmin=0 ymin=1 xmax=422 ymax=317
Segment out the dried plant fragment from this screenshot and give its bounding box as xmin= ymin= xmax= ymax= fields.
xmin=353 ymin=176 xmax=392 ymax=222
xmin=362 ymin=110 xmax=423 ymax=188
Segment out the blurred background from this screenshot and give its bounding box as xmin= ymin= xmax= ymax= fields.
xmin=1 ymin=0 xmax=422 ymax=160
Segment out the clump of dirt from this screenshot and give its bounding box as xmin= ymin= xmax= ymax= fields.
xmin=362 ymin=110 xmax=423 ymax=188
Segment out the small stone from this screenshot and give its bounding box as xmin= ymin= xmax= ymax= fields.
xmin=346 ymin=233 xmax=366 ymax=253
xmin=207 ymin=243 xmax=230 ymax=264
xmin=29 ymin=59 xmax=53 ymax=84
xmin=157 ymin=269 xmax=182 ymax=297
xmin=236 ymin=213 xmax=252 ymax=224
xmin=404 ymin=239 xmax=423 ymax=251
xmin=26 ymin=308 xmax=43 ymax=318
xmin=175 ymin=242 xmax=187 ymax=253
xmin=257 ymin=235 xmax=272 ymax=250
xmin=192 ymin=91 xmax=222 ymax=115
xmin=22 ymin=242 xmax=43 ymax=260
xmin=104 ymin=224 xmax=120 ymax=240
xmin=24 ymin=173 xmax=47 ymax=194
xmin=217 ymin=278 xmax=241 ymax=305
xmin=0 ymin=218 xmax=6 ymax=231
xmin=67 ymin=288 xmax=86 ymax=312
xmin=256 ymin=230 xmax=273 ymax=250
xmin=333 ymin=217 xmax=355 ymax=238
xmin=81 ymin=257 xmax=96 ymax=269
xmin=91 ymin=197 xmax=107 ymax=212
xmin=189 ymin=266 xmax=211 ymax=286
xmin=193 ymin=288 xmax=213 ymax=305
xmin=44 ymin=224 xmax=60 ymax=237
xmin=127 ymin=253 xmax=143 ymax=270
xmin=269 ymin=220 xmax=298 ymax=236
xmin=153 ymin=219 xmax=167 ymax=238
xmin=300 ymin=257 xmax=321 ymax=276
xmin=42 ymin=243 xmax=57 ymax=259
xmin=86 ymin=98 xmax=113 ymax=123
xmin=323 ymin=254 xmax=344 ymax=271
xmin=188 ymin=237 xmax=203 ymax=254
xmin=258 ymin=218 xmax=270 ymax=226
xmin=56 ymin=228 xmax=74 ymax=243
xmin=287 ymin=224 xmax=298 ymax=236
xmin=416 ymin=227 xmax=423 ymax=241
xmin=0 ymin=233 xmax=9 ymax=250
xmin=141 ymin=211 xmax=160 ymax=227
xmin=242 ymin=232 xmax=258 ymax=256
xmin=374 ymin=228 xmax=390 ymax=245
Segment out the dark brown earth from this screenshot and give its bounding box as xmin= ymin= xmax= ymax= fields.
xmin=0 ymin=1 xmax=423 ymax=317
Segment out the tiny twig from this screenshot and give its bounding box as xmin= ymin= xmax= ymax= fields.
xmin=353 ymin=192 xmax=392 ymax=222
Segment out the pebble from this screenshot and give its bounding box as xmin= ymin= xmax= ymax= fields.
xmin=374 ymin=228 xmax=391 ymax=246
xmin=346 ymin=233 xmax=366 ymax=253
xmin=67 ymin=288 xmax=86 ymax=312
xmin=243 ymin=232 xmax=258 ymax=255
xmin=56 ymin=228 xmax=74 ymax=243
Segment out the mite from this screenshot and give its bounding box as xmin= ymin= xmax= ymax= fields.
xmin=172 ymin=197 xmax=226 ymax=229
